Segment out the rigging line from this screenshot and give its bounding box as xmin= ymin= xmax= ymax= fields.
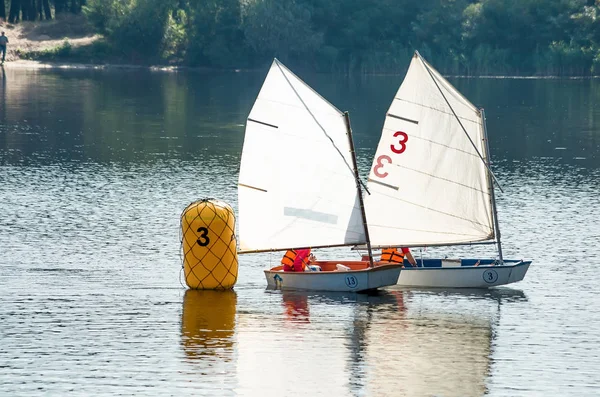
xmin=416 ymin=52 xmax=504 ymax=193
xmin=274 ymin=60 xmax=370 ymax=194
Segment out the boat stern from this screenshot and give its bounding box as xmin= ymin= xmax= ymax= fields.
xmin=366 ymin=264 xmax=402 ymax=290
xmin=507 ymin=260 xmax=531 ymax=284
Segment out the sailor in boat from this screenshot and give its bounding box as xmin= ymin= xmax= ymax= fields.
xmin=281 ymin=248 xmax=320 ymax=272
xmin=380 ymin=247 xmax=418 ymax=268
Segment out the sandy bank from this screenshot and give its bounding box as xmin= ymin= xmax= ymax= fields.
xmin=0 ymin=14 xmax=99 ymax=63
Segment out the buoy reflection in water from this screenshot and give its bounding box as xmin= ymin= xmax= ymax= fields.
xmin=180 ymin=289 xmax=237 ymax=360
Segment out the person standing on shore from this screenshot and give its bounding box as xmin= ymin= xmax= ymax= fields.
xmin=0 ymin=32 xmax=8 ymax=64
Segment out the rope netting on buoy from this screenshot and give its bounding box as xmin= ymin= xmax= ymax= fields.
xmin=180 ymin=198 xmax=238 ymax=289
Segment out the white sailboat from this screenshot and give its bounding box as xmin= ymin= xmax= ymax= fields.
xmin=237 ymin=59 xmax=402 ymax=292
xmin=363 ymin=51 xmax=531 ymax=288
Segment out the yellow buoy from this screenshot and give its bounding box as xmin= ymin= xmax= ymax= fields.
xmin=181 ymin=199 xmax=238 ymax=289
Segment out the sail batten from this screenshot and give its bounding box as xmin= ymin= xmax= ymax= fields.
xmin=247 ymin=118 xmax=278 ymax=129
xmin=238 ymin=184 xmax=267 ymax=193
xmin=365 ymin=52 xmax=495 ymax=247
xmin=368 ymin=179 xmax=400 ymax=191
xmin=387 ymin=113 xmax=419 ymax=124
xmin=238 ymin=60 xmax=367 ymax=252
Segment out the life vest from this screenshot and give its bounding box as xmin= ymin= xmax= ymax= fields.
xmin=281 ymin=250 xmax=297 ymax=268
xmin=381 ymin=248 xmax=405 ymax=264
xmin=283 ymin=249 xmax=311 ymax=272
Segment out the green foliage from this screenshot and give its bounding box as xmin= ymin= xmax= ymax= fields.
xmin=413 ymin=0 xmax=471 ymax=57
xmin=470 ymin=44 xmax=512 ymax=75
xmin=84 ymin=0 xmax=172 ymax=61
xmin=162 ymin=10 xmax=188 ymax=62
xmin=183 ymin=0 xmax=247 ymax=67
xmin=242 ymin=0 xmax=323 ymax=64
xmin=593 ymin=49 xmax=600 ymax=73
xmin=83 ymin=0 xmax=128 ymax=33
xmin=111 ymin=0 xmax=172 ymax=59
xmin=547 ymin=40 xmax=595 ymax=75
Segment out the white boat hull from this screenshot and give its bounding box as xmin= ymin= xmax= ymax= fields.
xmin=396 ymin=259 xmax=531 ymax=288
xmin=265 ymin=263 xmax=402 ymax=292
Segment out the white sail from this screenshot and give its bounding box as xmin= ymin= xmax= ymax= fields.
xmin=238 ymin=60 xmax=366 ymax=252
xmin=364 ymin=52 xmax=494 ymax=247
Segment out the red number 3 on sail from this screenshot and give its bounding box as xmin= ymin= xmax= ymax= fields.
xmin=373 ymin=155 xmax=392 ymax=178
xmin=390 ymin=131 xmax=408 ymax=154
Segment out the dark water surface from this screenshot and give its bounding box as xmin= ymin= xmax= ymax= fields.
xmin=1 ymin=65 xmax=599 ymax=396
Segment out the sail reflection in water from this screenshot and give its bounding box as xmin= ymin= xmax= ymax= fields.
xmin=268 ymin=288 xmax=525 ymax=397
xmin=180 ymin=290 xmax=238 ymax=390
xmin=361 ymin=288 xmax=526 ymax=397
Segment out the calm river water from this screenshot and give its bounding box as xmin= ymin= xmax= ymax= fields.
xmin=1 ymin=65 xmax=599 ymax=396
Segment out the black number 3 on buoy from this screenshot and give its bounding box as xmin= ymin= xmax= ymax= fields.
xmin=196 ymin=227 xmax=210 ymax=246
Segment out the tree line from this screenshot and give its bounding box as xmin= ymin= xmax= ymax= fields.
xmin=3 ymin=0 xmax=600 ymax=75
xmin=1 ymin=0 xmax=84 ymax=22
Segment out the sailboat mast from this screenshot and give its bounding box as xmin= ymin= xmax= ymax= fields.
xmin=343 ymin=112 xmax=374 ymax=268
xmin=481 ymin=109 xmax=503 ymax=264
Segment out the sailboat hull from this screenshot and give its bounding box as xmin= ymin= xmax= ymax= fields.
xmin=396 ymin=259 xmax=531 ymax=288
xmin=264 ymin=262 xmax=402 ymax=292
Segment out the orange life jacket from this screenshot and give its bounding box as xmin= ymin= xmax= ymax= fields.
xmin=381 ymin=248 xmax=405 ymax=264
xmin=281 ymin=250 xmax=297 ymax=268
xmin=282 ymin=249 xmax=311 ymax=272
